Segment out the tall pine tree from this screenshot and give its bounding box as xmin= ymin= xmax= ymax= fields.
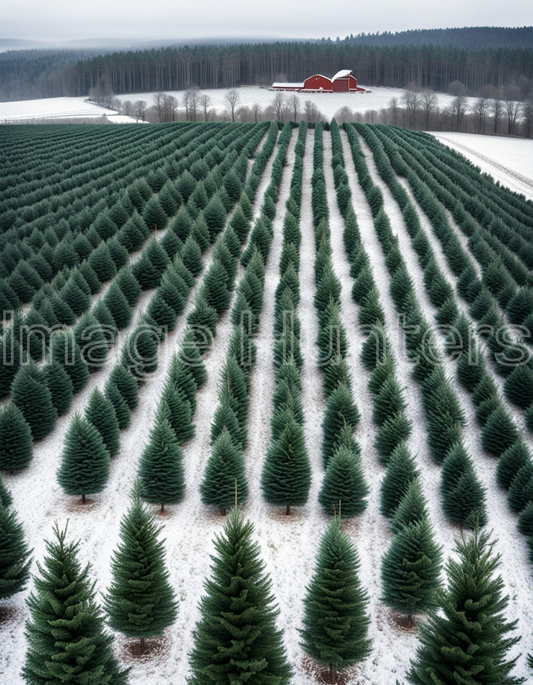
xmin=0 ymin=502 xmax=32 ymax=599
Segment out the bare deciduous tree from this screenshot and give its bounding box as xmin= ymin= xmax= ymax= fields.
xmin=251 ymin=103 xmax=262 ymax=122
xmin=448 ymin=95 xmax=467 ymax=130
xmin=402 ymin=90 xmax=420 ymax=128
xmin=522 ymin=99 xmax=533 ymax=138
xmin=199 ymin=94 xmax=211 ymax=121
xmin=472 ymin=97 xmax=488 ymax=133
xmin=388 ymin=97 xmax=400 ymax=126
xmin=272 ymin=92 xmax=286 ymax=122
xmin=504 ymin=84 xmax=521 ymax=135
xmin=287 ymin=93 xmax=301 ymax=121
xmin=420 ymin=90 xmax=438 ymax=129
xmin=132 ymin=100 xmax=147 ymax=122
xmin=224 ymin=89 xmax=240 ymax=122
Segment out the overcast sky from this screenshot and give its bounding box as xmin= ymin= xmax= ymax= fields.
xmin=2 ymin=0 xmax=532 ymax=43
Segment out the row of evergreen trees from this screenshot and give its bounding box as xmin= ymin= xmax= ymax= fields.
xmin=365 ymin=123 xmax=533 ymax=561
xmin=373 ymin=124 xmax=533 ymax=434
xmin=347 ymin=122 xmax=488 ymax=532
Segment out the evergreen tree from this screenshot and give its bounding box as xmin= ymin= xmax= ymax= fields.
xmin=23 ymin=525 xmax=128 ymax=685
xmin=381 ymin=518 xmax=442 ymax=620
xmin=200 ymin=430 xmax=248 ymax=515
xmin=322 ymin=384 xmax=360 ymax=467
xmin=181 ymin=236 xmax=203 ymax=276
xmin=441 ymin=444 xmax=487 ymax=529
xmin=261 ymin=417 xmax=311 ymax=514
xmin=104 ymin=492 xmax=178 ymax=651
xmin=380 ymin=442 xmax=420 ymax=519
xmin=300 ymin=520 xmax=371 ymax=681
xmin=138 ymin=417 xmax=185 ymax=511
xmin=0 ymin=502 xmax=32 ymax=599
xmin=211 ymin=400 xmax=244 ymax=450
xmin=518 ymin=502 xmax=533 ymax=536
xmin=159 ymin=383 xmax=195 ymax=444
xmin=116 ymin=267 xmax=142 ymax=307
xmin=374 ymin=411 xmax=412 ymax=464
xmin=43 ymin=361 xmax=74 ymax=417
xmin=104 ymin=281 xmax=132 ymax=329
xmin=85 ymin=388 xmax=120 ymax=458
xmin=0 ymin=402 xmax=33 ymax=472
xmin=318 ymin=445 xmax=368 ymax=518
xmin=142 ymin=196 xmax=168 ymax=232
xmin=507 ymin=462 xmax=533 ymax=514
xmin=108 ymin=364 xmax=139 ymax=411
xmin=189 ymin=510 xmax=292 ymax=684
xmin=51 ymin=332 xmax=90 ymax=394
xmin=203 ymin=260 xmax=230 ymax=314
xmin=57 ymin=415 xmax=110 ymax=503
xmin=390 ymin=479 xmax=428 ymax=534
xmin=105 ymin=380 xmax=131 ymax=430
xmin=203 ymin=195 xmax=227 ymax=242
xmin=11 ymin=362 xmax=57 ymax=441
xmin=496 ymin=441 xmax=532 ymax=490
xmin=179 ymin=328 xmax=208 ymax=389
xmin=481 ymin=407 xmax=519 ymax=456
xmin=407 ymin=530 xmax=523 ymax=685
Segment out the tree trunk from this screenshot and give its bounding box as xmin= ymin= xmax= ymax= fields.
xmin=285 ymin=504 xmax=291 ymax=515
xmin=82 ymin=494 xmax=86 ymax=504
xmin=329 ymin=663 xmax=337 ymax=682
xmin=160 ymin=503 xmax=165 ymax=513
xmin=140 ymin=636 xmax=146 ymax=653
xmin=221 ymin=507 xmax=226 ymax=516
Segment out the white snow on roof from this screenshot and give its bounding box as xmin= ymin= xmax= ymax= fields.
xmin=332 ymin=69 xmax=352 ymax=80
xmin=272 ymin=82 xmax=304 ymax=88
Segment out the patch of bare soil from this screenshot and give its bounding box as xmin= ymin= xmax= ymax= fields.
xmin=301 ymin=655 xmax=362 ymax=684
xmin=120 ymin=632 xmax=170 ymax=662
xmin=64 ymin=497 xmax=98 ymax=513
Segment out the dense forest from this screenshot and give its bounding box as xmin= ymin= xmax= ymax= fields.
xmin=1 ymin=27 xmax=533 ymax=102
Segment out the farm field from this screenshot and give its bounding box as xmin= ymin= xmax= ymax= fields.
xmin=1 ymin=120 xmax=533 ymax=684
xmin=0 ymin=95 xmax=139 ymax=123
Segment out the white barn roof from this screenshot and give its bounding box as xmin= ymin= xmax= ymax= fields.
xmin=272 ymin=82 xmax=304 ymax=88
xmin=332 ymin=69 xmax=352 ymax=80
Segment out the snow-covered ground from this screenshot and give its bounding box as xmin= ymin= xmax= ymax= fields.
xmin=0 ymin=96 xmax=138 ymax=123
xmin=431 ymin=132 xmax=533 ymax=201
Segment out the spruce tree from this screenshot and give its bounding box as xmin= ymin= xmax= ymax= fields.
xmin=57 ymin=415 xmax=110 ymax=503
xmin=108 ymin=364 xmax=139 ymax=411
xmin=116 ymin=267 xmax=142 ymax=307
xmin=200 ymin=430 xmax=249 ymax=515
xmin=374 ymin=410 xmax=412 ymax=464
xmin=159 ymin=382 xmax=195 ymax=444
xmin=496 ymin=441 xmax=532 ymax=490
xmin=142 ymin=196 xmax=168 ymax=232
xmin=51 ymin=332 xmax=90 ymax=394
xmin=11 ymin=362 xmax=57 ymax=441
xmin=104 ymin=281 xmax=132 ymax=329
xmin=322 ymin=384 xmax=360 ymax=467
xmin=104 ymin=492 xmax=178 ymax=651
xmin=481 ymin=407 xmax=519 ymax=456
xmin=0 ymin=502 xmax=32 ymax=598
xmin=182 ymin=235 xmax=203 ymax=276
xmin=23 ymin=525 xmax=128 ymax=685
xmin=0 ymin=402 xmax=33 ymax=472
xmin=318 ymin=445 xmax=368 ymax=518
xmin=203 ymin=195 xmax=227 ymax=242
xmin=138 ymin=417 xmax=185 ymax=511
xmin=381 ymin=518 xmax=442 ymax=620
xmin=0 ymin=474 xmax=12 ymax=507
xmin=105 ymin=380 xmax=131 ymax=430
xmin=85 ymin=388 xmax=120 ymax=458
xmin=261 ymin=416 xmax=311 ymax=514
xmin=441 ymin=444 xmax=487 ymax=529
xmin=43 ymin=361 xmax=74 ymax=417
xmin=179 ymin=328 xmax=208 ymax=389
xmin=300 ymin=520 xmax=371 ymax=681
xmin=407 ymin=530 xmax=523 ymax=685
xmin=380 ymin=442 xmax=420 ymax=518
xmin=211 ymin=400 xmax=244 ymax=450
xmin=189 ymin=510 xmax=292 ymax=684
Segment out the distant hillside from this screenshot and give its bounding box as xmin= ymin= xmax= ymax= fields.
xmin=330 ymin=27 xmax=533 ymax=50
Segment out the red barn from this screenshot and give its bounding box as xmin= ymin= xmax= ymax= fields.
xmin=272 ymin=70 xmax=365 ymax=93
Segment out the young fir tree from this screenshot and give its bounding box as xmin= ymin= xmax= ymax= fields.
xmin=23 ymin=525 xmax=128 ymax=685
xmin=11 ymin=362 xmax=57 ymax=441
xmin=441 ymin=443 xmax=487 ymax=529
xmin=0 ymin=502 xmax=32 ymax=599
xmin=138 ymin=416 xmax=185 ymax=512
xmin=390 ymin=479 xmax=429 ymax=534
xmin=104 ymin=491 xmax=178 ymax=652
xmin=159 ymin=383 xmax=195 ymax=444
xmin=189 ymin=510 xmax=292 ymax=684
xmin=105 ymin=281 xmax=132 ymax=329
xmin=0 ymin=474 xmax=12 ymax=507
xmin=43 ymin=360 xmax=74 ymax=416
xmin=0 ymin=402 xmax=33 ymax=472
xmin=322 ymin=383 xmax=360 ymax=467
xmin=407 ymin=530 xmax=524 ymax=685
xmin=300 ymin=520 xmax=371 ymax=681
xmin=481 ymin=407 xmax=519 ymax=457
xmin=57 ymin=414 xmax=110 ymax=503
xmin=105 ymin=380 xmax=131 ymax=430
xmin=85 ymin=388 xmax=120 ymax=458
xmin=200 ymin=430 xmax=248 ymax=515
xmin=381 ymin=518 xmax=442 ymax=622
xmin=318 ymin=445 xmax=368 ymax=518
xmin=108 ymin=364 xmax=139 ymax=411
xmin=380 ymin=442 xmax=420 ymax=519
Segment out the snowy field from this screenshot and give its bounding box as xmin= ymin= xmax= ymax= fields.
xmin=431 ymin=132 xmax=533 ymax=201
xmin=0 ymin=96 xmax=138 ymax=123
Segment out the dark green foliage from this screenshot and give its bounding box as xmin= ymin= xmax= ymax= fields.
xmin=116 ymin=267 xmax=141 ymax=307
xmin=147 ymin=290 xmax=177 ymax=332
xmin=261 ymin=417 xmax=311 ymax=513
xmin=230 ymin=207 xmax=250 ymax=243
xmin=191 ymin=216 xmax=211 ymax=252
xmin=457 ymin=349 xmax=485 ymax=392
xmin=504 ymin=366 xmax=533 ymax=409
xmin=380 ymin=442 xmax=420 ymax=518
xmin=300 ymin=521 xmax=371 ymax=679
xmin=139 ymin=417 xmax=185 ymax=510
xmin=189 ymin=511 xmax=292 ymax=684
xmin=211 ymin=400 xmax=244 ymax=451
xmin=0 ymin=474 xmax=12 ymax=507
xmin=481 ymin=407 xmax=519 ymax=456
xmin=219 ymin=356 xmax=248 ymax=434
xmin=323 ymin=355 xmax=352 ymax=397
xmin=57 ymin=415 xmax=110 ymax=501
xmin=318 ymin=445 xmax=368 ymax=518
xmin=517 ymin=502 xmax=533 ymax=536
xmin=122 ymin=326 xmax=159 ymax=381
xmin=526 ymin=402 xmax=533 ymax=433
xmin=104 ymin=494 xmax=178 ymax=645
xmin=22 ymin=525 xmax=128 ymax=685
xmin=105 ymin=281 xmax=132 ymax=329
xmin=88 ymin=242 xmax=117 ymax=283
xmin=51 ymin=332 xmax=90 ymax=393
xmin=507 ymin=287 xmax=533 ymax=325
xmin=358 ymin=287 xmax=385 ymax=327
xmin=108 ymin=364 xmax=138 ymax=411
xmin=11 ymin=362 xmax=57 ymax=440
xmin=203 ymin=260 xmax=231 ymax=314
xmin=0 ymin=503 xmax=31 ymax=599
xmin=105 ymin=380 xmax=131 ymax=430
xmin=496 ymin=441 xmax=532 ymax=490
xmin=142 ymin=196 xmax=168 ymax=232
xmin=322 ymin=384 xmax=360 ymax=467
xmin=201 ymin=430 xmax=248 ymax=514
xmin=60 ymin=279 xmax=90 ymax=317
xmin=203 ymin=195 xmax=227 ymax=242
xmin=171 ymin=208 xmax=192 ymax=241
xmin=159 ymin=383 xmax=194 ymax=445
xmin=85 ymin=388 xmax=120 ymax=458
xmin=407 ymin=530 xmax=523 ymax=685
xmin=507 ymin=462 xmax=533 ymax=514
xmin=166 ymin=354 xmax=198 ymax=414
xmin=181 ymin=236 xmax=203 ymax=276
xmin=373 ymin=378 xmax=406 ymax=426
xmin=390 ymin=479 xmax=428 ymax=534
xmin=0 ymin=402 xmax=33 ymax=471
xmin=93 ymin=212 xmax=118 ymax=241
xmin=381 ymin=518 xmax=442 ymax=617
xmin=179 ymin=328 xmax=208 ymax=389
xmin=374 ymin=411 xmax=412 ymax=464
xmin=441 ymin=443 xmax=487 ymax=528
xmin=43 ymin=361 xmax=73 ymax=417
